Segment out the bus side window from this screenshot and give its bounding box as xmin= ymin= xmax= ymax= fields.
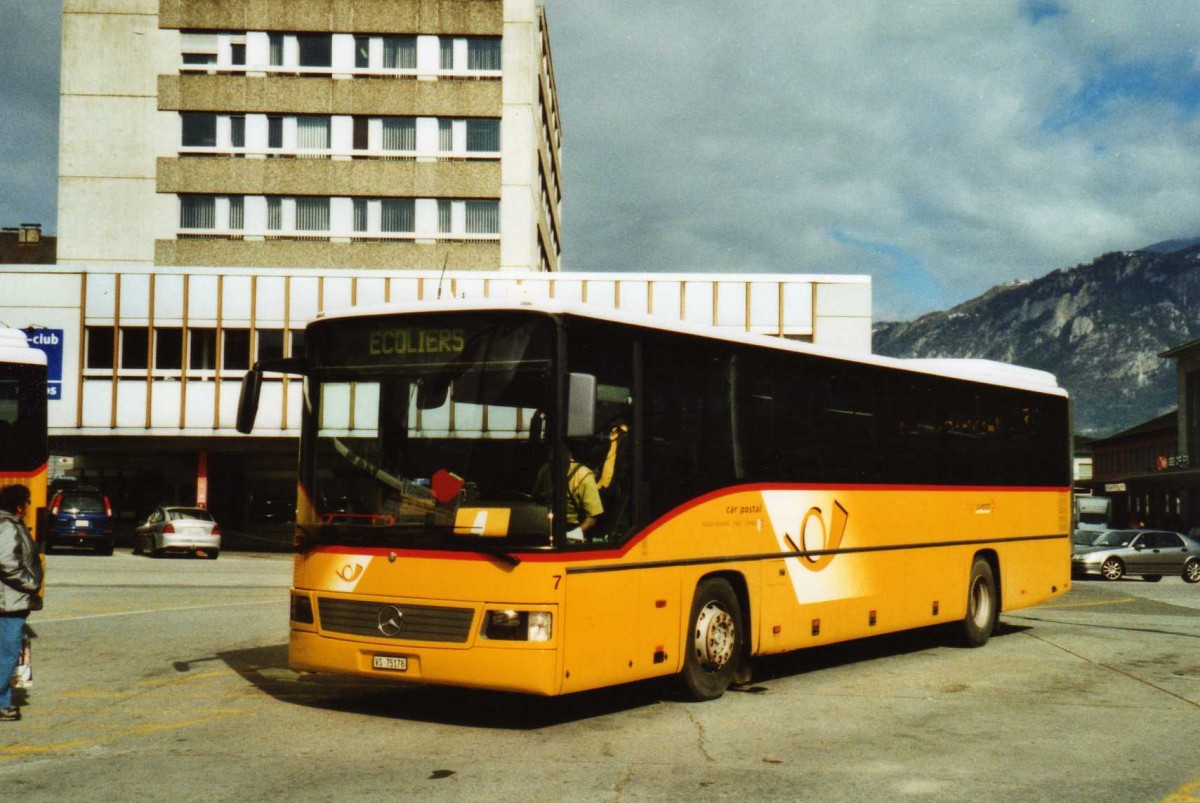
xmin=567 ymin=320 xmax=636 ymax=540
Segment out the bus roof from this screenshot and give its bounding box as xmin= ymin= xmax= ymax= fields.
xmin=315 ymin=299 xmax=1067 ymax=398
xmin=0 ymin=327 xmax=46 ymax=367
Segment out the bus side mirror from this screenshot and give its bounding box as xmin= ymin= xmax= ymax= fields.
xmin=567 ymin=373 xmax=596 ymax=438
xmin=237 ymin=369 xmax=262 ymax=434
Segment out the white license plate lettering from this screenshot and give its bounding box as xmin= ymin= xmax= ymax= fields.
xmin=372 ymin=655 xmax=407 ymax=671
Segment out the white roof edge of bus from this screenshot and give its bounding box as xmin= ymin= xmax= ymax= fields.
xmin=0 ymin=328 xmax=46 ymax=367
xmin=315 ymin=299 xmax=1067 ymax=397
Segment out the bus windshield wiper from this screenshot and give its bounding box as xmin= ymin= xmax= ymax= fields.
xmin=455 ymin=537 xmax=521 ymax=567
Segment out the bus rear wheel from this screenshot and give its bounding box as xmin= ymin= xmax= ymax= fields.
xmin=681 ymin=578 xmax=742 ymax=701
xmin=958 ymin=557 xmax=997 ymax=648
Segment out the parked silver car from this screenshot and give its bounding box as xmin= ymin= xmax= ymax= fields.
xmin=1071 ymin=529 xmax=1200 ymax=582
xmin=134 ymin=506 xmax=221 ymax=559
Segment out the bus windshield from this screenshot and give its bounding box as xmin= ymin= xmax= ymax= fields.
xmin=300 ymin=313 xmax=556 ymax=552
xmin=0 ymin=363 xmax=48 ymax=473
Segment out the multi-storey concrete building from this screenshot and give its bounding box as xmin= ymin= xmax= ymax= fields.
xmin=59 ymin=0 xmax=563 ymax=273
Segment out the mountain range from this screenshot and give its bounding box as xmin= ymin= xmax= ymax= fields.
xmin=872 ymin=243 xmax=1200 ymax=436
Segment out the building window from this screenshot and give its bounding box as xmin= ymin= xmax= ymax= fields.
xmin=223 ymin=330 xmax=251 ymax=370
xmin=121 ymin=328 xmax=150 ymax=370
xmin=181 ymin=33 xmax=217 ymax=67
xmin=228 ymin=196 xmax=244 ymax=230
xmin=181 ymin=113 xmax=217 ymax=148
xmin=440 ymin=38 xmax=454 ymax=70
xmin=190 ymin=329 xmax=217 ymax=370
xmin=268 ymin=117 xmax=283 ymax=149
xmin=258 ymin=330 xmax=285 ymax=364
xmin=354 ymin=35 xmax=370 ymax=69
xmin=155 ymin=328 xmax=184 ymax=370
xmin=295 ymin=198 xmax=330 ymax=231
xmin=353 ymin=117 xmax=370 ymax=150
xmin=438 ymin=119 xmax=453 ymax=152
xmin=382 ymin=118 xmax=416 ymax=152
xmin=353 ymin=199 xmax=368 ymax=232
xmin=383 ymin=36 xmax=416 ymax=69
xmin=230 ymin=116 xmax=246 ymax=148
xmin=438 ymin=199 xmax=452 ymax=234
xmin=467 ymin=38 xmax=502 ymax=71
xmin=289 ymin=330 xmax=306 ymax=358
xmin=267 ymin=197 xmax=282 ymax=230
xmin=180 ymin=195 xmax=216 ymax=229
xmin=466 ymin=119 xmax=500 ymax=152
xmin=86 ymin=327 xmax=115 ymax=370
xmin=297 ymin=35 xmax=332 ymax=68
xmin=230 ymin=43 xmax=246 ymax=67
xmin=381 ymin=199 xmax=415 ymax=233
xmin=269 ymin=34 xmax=284 ymax=66
xmin=466 ymin=200 xmax=500 ymax=234
xmin=179 ymin=195 xmax=241 ymax=232
xmin=296 ymin=116 xmax=331 ymax=151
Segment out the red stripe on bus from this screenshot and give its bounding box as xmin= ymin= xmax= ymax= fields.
xmin=0 ymin=464 xmax=48 ymax=479
xmin=309 ymin=481 xmax=1070 ymax=564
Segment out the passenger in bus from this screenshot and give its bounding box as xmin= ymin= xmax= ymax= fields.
xmin=0 ymin=484 xmax=44 ymax=723
xmin=532 ymin=446 xmax=604 ymax=543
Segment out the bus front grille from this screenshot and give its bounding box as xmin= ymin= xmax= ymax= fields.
xmin=317 ymin=598 xmax=475 ymax=643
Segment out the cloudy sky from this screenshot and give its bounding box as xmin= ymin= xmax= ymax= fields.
xmin=4 ymin=1 xmax=1200 ymax=320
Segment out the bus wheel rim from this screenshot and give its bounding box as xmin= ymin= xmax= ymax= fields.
xmin=694 ymin=601 xmax=735 ymax=670
xmin=969 ymin=576 xmax=992 ymax=628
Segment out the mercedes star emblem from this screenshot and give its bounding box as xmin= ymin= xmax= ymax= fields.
xmin=377 ymin=605 xmax=404 ymax=637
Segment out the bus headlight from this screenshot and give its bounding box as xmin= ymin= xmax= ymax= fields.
xmin=482 ymin=610 xmax=552 ymax=642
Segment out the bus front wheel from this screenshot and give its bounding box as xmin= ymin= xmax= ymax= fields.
xmin=681 ymin=578 xmax=742 ymax=701
xmin=958 ymin=557 xmax=997 ymax=648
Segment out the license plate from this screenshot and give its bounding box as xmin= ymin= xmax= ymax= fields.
xmin=372 ymin=655 xmax=407 ymax=671
xmin=75 ymin=519 xmax=89 ymax=528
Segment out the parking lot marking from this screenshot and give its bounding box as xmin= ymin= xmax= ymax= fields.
xmin=1034 ymin=596 xmax=1137 ymax=609
xmin=1163 ymin=774 xmax=1200 ymax=802
xmin=34 ymin=599 xmax=278 ymax=623
xmin=0 ymin=710 xmax=248 ymax=762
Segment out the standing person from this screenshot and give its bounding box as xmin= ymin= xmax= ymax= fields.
xmin=0 ymin=484 xmax=43 ymax=722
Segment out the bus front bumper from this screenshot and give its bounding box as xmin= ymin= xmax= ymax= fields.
xmin=289 ymin=629 xmax=562 ymax=696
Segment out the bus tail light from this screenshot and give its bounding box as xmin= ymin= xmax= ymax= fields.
xmin=482 ymin=610 xmax=552 ymax=642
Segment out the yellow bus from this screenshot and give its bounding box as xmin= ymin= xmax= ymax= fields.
xmin=238 ymin=300 xmax=1071 ymax=700
xmin=0 ymin=327 xmax=49 ymax=540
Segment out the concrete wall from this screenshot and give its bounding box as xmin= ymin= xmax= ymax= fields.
xmin=59 ymin=2 xmax=177 ymax=264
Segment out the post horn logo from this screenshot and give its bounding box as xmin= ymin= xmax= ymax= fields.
xmin=783 ymin=500 xmax=849 ymax=572
xmin=336 ymin=563 xmax=364 ymax=583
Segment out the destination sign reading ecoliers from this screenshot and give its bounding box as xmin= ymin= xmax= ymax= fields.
xmin=368 ymin=328 xmax=466 ymax=357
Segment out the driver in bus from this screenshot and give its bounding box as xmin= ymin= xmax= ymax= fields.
xmin=532 ymin=445 xmax=603 ymax=543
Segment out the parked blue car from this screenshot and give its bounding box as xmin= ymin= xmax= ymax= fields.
xmin=45 ymin=487 xmax=115 ymax=555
